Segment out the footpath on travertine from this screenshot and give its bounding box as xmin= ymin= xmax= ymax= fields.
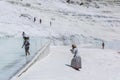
xmin=12 ymin=46 xmax=120 ymax=80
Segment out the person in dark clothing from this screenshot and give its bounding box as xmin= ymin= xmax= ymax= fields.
xmin=50 ymin=21 xmax=52 ymax=26
xmin=33 ymin=17 xmax=36 ymax=22
xmin=40 ymin=19 xmax=42 ymax=24
xmin=22 ymin=39 xmax=30 ymax=56
xmin=102 ymin=41 xmax=105 ymax=49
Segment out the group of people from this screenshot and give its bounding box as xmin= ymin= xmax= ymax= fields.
xmin=33 ymin=17 xmax=52 ymax=26
xmin=33 ymin=17 xmax=42 ymax=24
xmin=21 ymin=32 xmax=105 ymax=71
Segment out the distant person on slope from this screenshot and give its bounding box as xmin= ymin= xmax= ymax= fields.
xmin=102 ymin=41 xmax=105 ymax=49
xmin=22 ymin=38 xmax=30 ymax=56
xmin=33 ymin=17 xmax=36 ymax=22
xmin=70 ymin=44 xmax=81 ymax=71
xmin=50 ymin=21 xmax=52 ymax=26
xmin=40 ymin=19 xmax=42 ymax=24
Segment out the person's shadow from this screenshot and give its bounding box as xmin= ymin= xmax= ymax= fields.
xmin=65 ymin=64 xmax=71 ymax=67
xmin=65 ymin=64 xmax=80 ymax=71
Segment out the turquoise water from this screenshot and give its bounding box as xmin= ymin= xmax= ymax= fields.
xmin=0 ymin=37 xmax=49 ymax=80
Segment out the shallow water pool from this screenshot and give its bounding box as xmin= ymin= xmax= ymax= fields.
xmin=0 ymin=37 xmax=49 ymax=80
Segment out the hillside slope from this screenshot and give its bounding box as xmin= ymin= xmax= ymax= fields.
xmin=0 ymin=0 xmax=120 ymax=46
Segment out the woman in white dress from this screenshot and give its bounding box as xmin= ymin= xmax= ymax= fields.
xmin=70 ymin=44 xmax=81 ymax=70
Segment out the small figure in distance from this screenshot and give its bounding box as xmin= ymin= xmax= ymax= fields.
xmin=70 ymin=44 xmax=81 ymax=71
xmin=102 ymin=41 xmax=105 ymax=49
xmin=40 ymin=19 xmax=42 ymax=24
xmin=33 ymin=17 xmax=36 ymax=22
xmin=50 ymin=21 xmax=52 ymax=26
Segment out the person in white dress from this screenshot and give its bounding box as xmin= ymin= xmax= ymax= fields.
xmin=70 ymin=44 xmax=81 ymax=70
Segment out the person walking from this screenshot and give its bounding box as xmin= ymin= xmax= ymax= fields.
xmin=22 ymin=37 xmax=30 ymax=56
xmin=70 ymin=44 xmax=81 ymax=71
